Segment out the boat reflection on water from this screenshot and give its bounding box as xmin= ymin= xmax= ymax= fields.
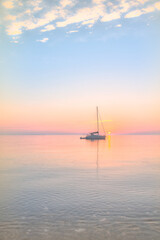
xmin=96 ymin=135 xmax=111 ymax=172
xmin=0 ymin=135 xmax=160 ymax=240
xmin=96 ymin=140 xmax=99 ymax=173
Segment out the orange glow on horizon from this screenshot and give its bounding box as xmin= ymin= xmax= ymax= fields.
xmin=0 ymin=98 xmax=160 ymax=134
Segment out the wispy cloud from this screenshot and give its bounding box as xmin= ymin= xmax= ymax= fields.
xmin=6 ymin=22 xmax=23 ymax=35
xmin=6 ymin=8 xmax=58 ymax=35
xmin=60 ymin=0 xmax=73 ymax=8
xmin=5 ymin=14 xmax=17 ymax=21
xmin=67 ymin=30 xmax=78 ymax=33
xmin=29 ymin=0 xmax=43 ymax=12
xmin=57 ymin=7 xmax=99 ymax=27
xmin=36 ymin=37 xmax=49 ymax=43
xmin=101 ymin=11 xmax=121 ymax=22
xmin=40 ymin=24 xmax=55 ymax=32
xmin=1 ymin=0 xmax=160 ymax=40
xmin=81 ymin=19 xmax=95 ymax=27
xmin=125 ymin=9 xmax=144 ymax=18
xmin=116 ymin=24 xmax=122 ymax=28
xmin=155 ymin=2 xmax=160 ymax=10
xmin=2 ymin=0 xmax=14 ymax=9
xmin=125 ymin=5 xmax=155 ymax=18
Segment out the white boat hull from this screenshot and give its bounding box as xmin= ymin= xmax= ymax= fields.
xmin=80 ymin=135 xmax=105 ymax=140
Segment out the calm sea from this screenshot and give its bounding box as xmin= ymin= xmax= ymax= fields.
xmin=0 ymin=135 xmax=160 ymax=240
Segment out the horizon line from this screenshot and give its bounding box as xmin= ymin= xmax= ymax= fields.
xmin=0 ymin=131 xmax=160 ymax=136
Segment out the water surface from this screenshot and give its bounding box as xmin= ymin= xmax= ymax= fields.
xmin=0 ymin=135 xmax=160 ymax=240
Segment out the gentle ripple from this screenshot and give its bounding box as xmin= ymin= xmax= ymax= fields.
xmin=0 ymin=135 xmax=160 ymax=240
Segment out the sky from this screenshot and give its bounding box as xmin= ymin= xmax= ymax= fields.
xmin=0 ymin=0 xmax=160 ymax=134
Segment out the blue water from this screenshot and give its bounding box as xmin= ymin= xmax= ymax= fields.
xmin=0 ymin=135 xmax=160 ymax=240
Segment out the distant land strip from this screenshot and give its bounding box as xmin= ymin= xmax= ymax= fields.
xmin=0 ymin=131 xmax=160 ymax=135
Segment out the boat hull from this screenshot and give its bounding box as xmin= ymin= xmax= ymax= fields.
xmin=80 ymin=135 xmax=106 ymax=140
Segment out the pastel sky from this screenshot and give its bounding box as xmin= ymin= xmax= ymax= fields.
xmin=0 ymin=0 xmax=160 ymax=134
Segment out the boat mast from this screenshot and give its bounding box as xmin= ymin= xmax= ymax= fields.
xmin=97 ymin=106 xmax=99 ymax=133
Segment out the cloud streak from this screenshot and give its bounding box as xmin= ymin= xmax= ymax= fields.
xmin=1 ymin=0 xmax=160 ymax=40
xmin=125 ymin=5 xmax=156 ymax=18
xmin=40 ymin=24 xmax=55 ymax=32
xmin=36 ymin=37 xmax=49 ymax=43
xmin=2 ymin=1 xmax=14 ymax=9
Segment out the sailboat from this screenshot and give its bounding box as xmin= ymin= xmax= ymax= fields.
xmin=80 ymin=107 xmax=106 ymax=140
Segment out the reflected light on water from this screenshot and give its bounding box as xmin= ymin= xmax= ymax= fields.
xmin=0 ymin=135 xmax=160 ymax=240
